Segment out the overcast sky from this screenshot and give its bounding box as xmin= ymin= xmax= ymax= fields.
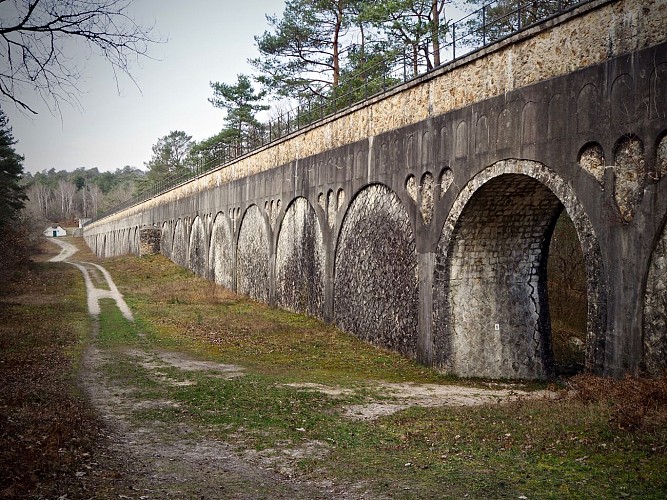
xmin=4 ymin=0 xmax=286 ymax=174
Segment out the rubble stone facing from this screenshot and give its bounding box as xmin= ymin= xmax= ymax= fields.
xmin=139 ymin=228 xmax=161 ymax=256
xmin=579 ymin=143 xmax=605 ymax=184
xmin=236 ymin=205 xmax=270 ymax=302
xmin=613 ymin=136 xmax=645 ymax=222
xmin=275 ymin=198 xmax=325 ymax=318
xmin=187 ymin=216 xmax=207 ymax=278
xmin=209 ymin=213 xmax=234 ymax=290
xmin=644 ymin=222 xmax=667 ymax=376
xmin=334 ymin=185 xmax=418 ymax=357
xmin=656 ymin=134 xmax=667 ymax=180
xmin=160 ymin=222 xmax=173 ymax=260
xmin=171 ymin=219 xmax=189 ymax=268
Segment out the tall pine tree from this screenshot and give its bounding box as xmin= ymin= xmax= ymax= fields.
xmin=0 ymin=108 xmax=27 ymax=228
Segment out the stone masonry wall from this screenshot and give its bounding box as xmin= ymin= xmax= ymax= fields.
xmin=334 ymin=185 xmax=419 ymax=357
xmin=236 ymin=205 xmax=270 ymax=302
xmin=275 ymin=198 xmax=326 ymax=319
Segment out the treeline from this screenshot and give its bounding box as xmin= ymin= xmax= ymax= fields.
xmin=23 ymin=166 xmax=145 ymax=222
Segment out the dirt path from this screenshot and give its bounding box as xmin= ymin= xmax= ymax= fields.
xmin=47 ymin=237 xmax=550 ymax=498
xmin=48 ymin=237 xmax=363 ymax=498
xmin=49 ymin=238 xmax=133 ymax=320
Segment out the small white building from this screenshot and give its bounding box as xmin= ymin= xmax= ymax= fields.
xmin=44 ymin=225 xmax=67 ymax=237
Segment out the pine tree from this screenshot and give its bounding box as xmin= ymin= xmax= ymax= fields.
xmin=0 ymin=108 xmax=27 ymax=228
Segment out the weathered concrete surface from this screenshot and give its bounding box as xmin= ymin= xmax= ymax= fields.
xmin=85 ymin=0 xmax=667 ymax=379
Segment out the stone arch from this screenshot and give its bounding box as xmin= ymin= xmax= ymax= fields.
xmin=433 ymin=159 xmax=605 ymax=379
xmin=236 ymin=204 xmax=270 ymax=302
xmin=188 ymin=216 xmax=207 ymax=278
xmin=109 ymin=231 xmax=117 ymax=257
xmin=209 ymin=212 xmax=234 ymax=290
xmin=275 ymin=197 xmax=325 ymax=318
xmin=132 ymin=227 xmax=139 ymax=255
xmin=643 ymin=211 xmax=667 ymax=376
xmin=160 ymin=221 xmax=173 ymax=258
xmin=101 ymin=235 xmax=107 ymax=258
xmin=455 ymin=120 xmax=467 ymax=158
xmin=333 ymin=183 xmax=418 ymax=357
xmin=172 ymin=219 xmax=188 ymax=267
xmin=497 ymin=108 xmax=512 ymax=150
xmin=122 ymin=228 xmax=130 ymax=255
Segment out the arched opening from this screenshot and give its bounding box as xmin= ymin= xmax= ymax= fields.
xmin=187 ymin=216 xmax=207 ymax=278
xmin=276 ymin=197 xmax=325 ymax=318
xmin=547 ymin=211 xmax=588 ymax=376
xmin=334 ymin=184 xmax=418 ymax=357
xmin=433 ymin=161 xmax=604 ymax=380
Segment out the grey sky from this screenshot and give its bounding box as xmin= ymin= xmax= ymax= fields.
xmin=4 ymin=0 xmax=286 ymax=174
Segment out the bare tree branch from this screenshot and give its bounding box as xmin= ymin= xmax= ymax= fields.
xmin=0 ymin=0 xmax=162 ymax=114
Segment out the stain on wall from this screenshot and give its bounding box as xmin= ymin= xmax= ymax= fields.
xmin=275 ymin=197 xmax=325 ymax=318
xmin=188 ymin=216 xmax=207 ymax=278
xmin=334 ymin=184 xmax=418 ymax=356
xmin=236 ymin=205 xmax=270 ymax=302
xmin=209 ymin=213 xmax=234 ymax=290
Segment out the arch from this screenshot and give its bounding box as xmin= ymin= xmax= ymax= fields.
xmin=643 ymin=212 xmax=667 ymax=376
xmin=275 ymin=197 xmax=325 ymax=318
xmin=122 ymin=228 xmax=131 ymax=255
xmin=455 ymin=120 xmax=467 ymax=158
xmin=433 ymin=159 xmax=605 ymax=379
xmin=132 ymin=227 xmax=139 ymax=255
xmin=236 ymin=205 xmax=270 ymax=302
xmin=521 ymin=101 xmax=539 ymax=145
xmin=209 ymin=212 xmax=234 ymax=290
xmin=610 ymin=74 xmax=636 ymax=125
xmin=548 ymin=94 xmax=565 ymax=139
xmin=172 ymin=219 xmax=188 ymax=267
xmin=188 ymin=216 xmax=207 ymax=278
xmin=497 ymin=108 xmax=512 ymax=149
xmin=160 ymin=221 xmax=173 ymax=258
xmin=577 ymin=83 xmax=599 ymax=134
xmin=475 ymin=115 xmax=489 ymax=154
xmin=334 ymin=183 xmax=418 ymax=357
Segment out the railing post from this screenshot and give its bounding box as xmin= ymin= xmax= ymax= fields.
xmin=452 ymin=23 xmax=456 ymax=59
xmin=518 ymin=0 xmax=522 ymax=30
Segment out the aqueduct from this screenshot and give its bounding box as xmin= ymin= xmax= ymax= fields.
xmin=85 ymin=0 xmax=667 ymax=379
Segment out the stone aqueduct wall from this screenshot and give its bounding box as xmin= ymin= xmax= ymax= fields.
xmin=85 ymin=0 xmax=667 ymax=379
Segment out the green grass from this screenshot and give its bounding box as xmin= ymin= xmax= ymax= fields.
xmin=80 ymin=243 xmax=667 ymax=499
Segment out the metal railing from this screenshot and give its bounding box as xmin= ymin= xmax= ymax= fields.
xmin=89 ymin=0 xmax=586 ymax=224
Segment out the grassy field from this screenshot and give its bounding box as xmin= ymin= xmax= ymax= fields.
xmin=1 ymin=236 xmax=666 ymax=498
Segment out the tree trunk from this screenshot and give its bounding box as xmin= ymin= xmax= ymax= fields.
xmin=431 ymin=0 xmax=441 ymax=67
